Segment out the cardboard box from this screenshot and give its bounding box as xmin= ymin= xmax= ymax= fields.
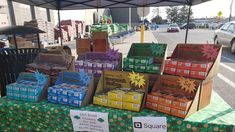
xmin=164 ymin=67 xmax=176 ymax=75
xmin=175 ymin=68 xmax=190 ymax=77
xmin=93 ymin=94 xmax=108 ymax=106
xmin=93 ymin=39 xmax=109 ymax=52
xmin=171 ymin=108 xmax=187 ymax=118
xmin=165 ymin=59 xmax=177 ymax=67
xmin=191 ymin=62 xmax=213 ymax=72
xmin=177 ymin=61 xmax=191 ymax=69
xmin=108 ymin=90 xmax=126 ymax=101
xmin=94 ymin=70 xmax=149 ymax=112
xmin=145 ymin=102 xmax=158 ymax=110
xmin=108 ymin=100 xmax=123 ymax=109
xmin=146 ymin=64 xmax=161 ymax=74
xmin=123 ymin=91 xmax=144 ymax=104
xmin=158 ymin=104 xmax=171 ymax=114
xmin=146 ymin=94 xmax=159 ymax=103
xmin=48 ymin=71 xmax=94 ymax=107
xmin=190 ymin=71 xmax=207 ymax=79
xmin=146 ymin=74 xmax=213 ymax=118
xmin=123 ymin=102 xmax=141 ymax=112
xmin=76 ymin=38 xmax=91 ymax=55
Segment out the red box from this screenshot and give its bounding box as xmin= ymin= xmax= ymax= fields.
xmin=191 ymin=62 xmax=212 ymax=72
xmin=147 ymin=94 xmax=159 ymax=103
xmin=146 ymin=102 xmax=158 ymax=110
xmin=177 ymin=61 xmax=191 ymax=69
xmin=165 ymin=59 xmax=177 ymax=67
xmin=172 ymin=98 xmax=192 ymax=111
xmin=158 ymin=104 xmax=171 ymax=114
xmin=171 ymin=108 xmax=187 ymax=118
xmin=164 ymin=67 xmax=176 ymax=75
xmin=190 ymin=70 xmax=207 ymax=79
xmin=175 ymin=68 xmax=190 ymax=77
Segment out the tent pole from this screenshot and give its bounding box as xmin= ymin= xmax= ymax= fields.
xmin=58 ymin=10 xmax=63 ymax=46
xmin=37 ymin=33 xmax=41 ymax=51
xmin=184 ymin=5 xmax=191 ymax=44
xmin=13 ymin=34 xmax=18 ymax=52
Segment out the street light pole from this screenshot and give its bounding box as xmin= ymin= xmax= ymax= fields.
xmin=229 ymin=0 xmax=234 ymax=21
xmin=185 ymin=5 xmax=191 ymax=44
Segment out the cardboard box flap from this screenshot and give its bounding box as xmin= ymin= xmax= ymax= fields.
xmin=85 ymin=52 xmax=122 ymax=61
xmin=95 ymin=70 xmax=149 ymax=111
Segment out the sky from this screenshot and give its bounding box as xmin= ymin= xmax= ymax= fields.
xmin=60 ymin=0 xmax=235 ymax=21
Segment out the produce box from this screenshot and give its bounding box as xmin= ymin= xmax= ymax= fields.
xmin=164 ymin=44 xmax=222 ymax=81
xmin=93 ymin=70 xmax=149 ymax=112
xmin=146 ymin=74 xmax=213 ymax=118
xmin=26 ymin=52 xmax=75 ymax=85
xmin=6 ymin=72 xmax=49 ymax=102
xmin=47 ymin=71 xmax=94 ymax=107
xmin=76 ymin=38 xmax=91 ymax=55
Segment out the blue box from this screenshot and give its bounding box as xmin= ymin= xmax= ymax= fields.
xmin=13 ymin=93 xmax=20 ymax=100
xmin=48 ymin=94 xmax=58 ymax=103
xmin=68 ymin=97 xmax=82 ymax=107
xmin=6 ymin=92 xmax=13 ymax=99
xmin=56 ymin=88 xmax=68 ymax=96
xmin=48 ymin=87 xmax=58 ymax=94
xmin=20 ymin=94 xmax=28 ymax=101
xmin=58 ymin=95 xmax=68 ymax=105
xmin=28 ymin=95 xmax=38 ymax=102
xmin=67 ymin=89 xmax=87 ymax=100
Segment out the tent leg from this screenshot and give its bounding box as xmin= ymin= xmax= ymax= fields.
xmin=184 ymin=5 xmax=191 ymax=44
xmin=37 ymin=33 xmax=41 ymax=51
xmin=58 ymin=10 xmax=63 ymax=46
xmin=13 ymin=34 xmax=18 ymax=53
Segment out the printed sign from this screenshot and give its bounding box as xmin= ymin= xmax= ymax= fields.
xmin=132 ymin=117 xmax=167 ymax=132
xmin=70 ymin=110 xmax=109 ymax=132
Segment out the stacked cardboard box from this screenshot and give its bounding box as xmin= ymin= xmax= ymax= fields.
xmin=6 ymin=72 xmax=49 ymax=102
xmin=9 ymin=37 xmax=33 ymax=48
xmin=48 ymin=71 xmax=94 ymax=107
xmin=75 ymin=52 xmax=122 ymax=76
xmin=93 ymin=70 xmax=149 ymax=112
xmin=24 ymin=19 xmax=54 ymax=44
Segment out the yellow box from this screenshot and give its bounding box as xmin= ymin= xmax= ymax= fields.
xmin=108 ymin=90 xmax=126 ymax=101
xmin=123 ymin=91 xmax=144 ymax=104
xmin=93 ymin=95 xmax=108 ymax=106
xmin=123 ymin=102 xmax=141 ymax=112
xmin=108 ymin=100 xmax=123 ymax=109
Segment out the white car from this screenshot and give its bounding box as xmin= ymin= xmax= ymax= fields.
xmin=214 ymin=21 xmax=235 ymax=54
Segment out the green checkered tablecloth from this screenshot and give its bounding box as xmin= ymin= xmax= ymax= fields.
xmin=0 ymin=91 xmax=234 ymax=132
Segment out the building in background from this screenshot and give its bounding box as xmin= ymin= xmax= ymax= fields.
xmin=0 ymin=0 xmax=9 ymax=27
xmin=110 ymin=8 xmax=140 ymax=26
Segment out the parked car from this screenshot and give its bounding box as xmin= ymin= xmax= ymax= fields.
xmin=214 ymin=21 xmax=235 ymax=54
xmin=180 ymin=23 xmax=196 ymax=29
xmin=167 ymin=23 xmax=180 ymax=32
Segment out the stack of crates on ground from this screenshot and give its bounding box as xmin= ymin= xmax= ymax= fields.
xmin=26 ymin=53 xmax=75 ymax=85
xmin=24 ymin=19 xmax=54 ymax=44
xmin=6 ymin=72 xmax=49 ymax=102
xmin=146 ymin=44 xmax=222 ymax=118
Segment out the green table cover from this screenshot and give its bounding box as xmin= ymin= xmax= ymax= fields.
xmin=0 ymin=91 xmax=234 ymax=132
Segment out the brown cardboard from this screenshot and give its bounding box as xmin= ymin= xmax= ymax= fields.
xmin=59 ymin=71 xmax=95 ymax=107
xmin=76 ymin=38 xmax=91 ymax=55
xmin=94 ymin=70 xmax=149 ymax=111
xmin=92 ymin=39 xmax=109 ymax=52
xmin=92 ymin=31 xmax=108 ymax=39
xmin=148 ymin=74 xmax=210 ymax=118
xmin=169 ymin=44 xmax=222 ymax=82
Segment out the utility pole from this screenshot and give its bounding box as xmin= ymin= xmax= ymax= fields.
xmin=229 ymin=0 xmax=234 ymax=21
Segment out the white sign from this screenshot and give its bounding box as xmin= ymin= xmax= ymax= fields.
xmin=70 ymin=110 xmax=109 ymax=132
xmin=137 ymin=7 xmax=150 ymax=17
xmin=0 ymin=14 xmax=9 ymax=27
xmin=132 ymin=117 xmax=167 ymax=132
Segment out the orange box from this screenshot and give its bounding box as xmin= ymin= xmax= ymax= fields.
xmin=146 ymin=94 xmax=159 ymax=103
xmin=172 ymin=98 xmax=192 ymax=111
xmin=177 ymin=61 xmax=191 ymax=69
xmin=158 ymin=96 xmax=174 ymax=107
xmin=158 ymin=104 xmax=171 ymax=114
xmin=190 ymin=70 xmax=207 ymax=79
xmin=171 ymin=108 xmax=187 ymax=118
xmin=145 ymin=101 xmax=158 ymax=111
xmin=191 ymin=62 xmax=213 ymax=72
xmin=175 ymin=68 xmax=190 ymax=77
xmin=93 ymin=39 xmax=108 ymax=52
xmin=164 ymin=67 xmax=176 ymax=75
xmin=165 ymin=59 xmax=177 ymax=67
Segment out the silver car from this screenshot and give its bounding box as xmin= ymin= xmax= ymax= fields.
xmin=214 ymin=21 xmax=235 ymax=54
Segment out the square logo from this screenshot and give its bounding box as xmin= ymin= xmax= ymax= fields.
xmin=134 ymin=122 xmax=142 ymax=128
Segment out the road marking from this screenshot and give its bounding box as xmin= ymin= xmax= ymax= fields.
xmin=217 ymin=73 xmax=235 ymax=89
xmin=220 ymin=63 xmax=235 ymax=72
xmin=222 ymin=56 xmax=235 ymax=63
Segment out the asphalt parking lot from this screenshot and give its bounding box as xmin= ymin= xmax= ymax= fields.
xmin=152 ymin=29 xmax=235 ymax=109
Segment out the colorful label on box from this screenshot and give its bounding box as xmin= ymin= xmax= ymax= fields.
xmin=93 ymin=95 xmax=108 ymax=106
xmin=108 ymin=100 xmax=123 ymax=109
xmin=108 ymin=90 xmax=125 ymax=101
xmin=123 ymin=102 xmax=141 ymax=112
xmin=123 ymin=92 xmax=143 ymax=104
